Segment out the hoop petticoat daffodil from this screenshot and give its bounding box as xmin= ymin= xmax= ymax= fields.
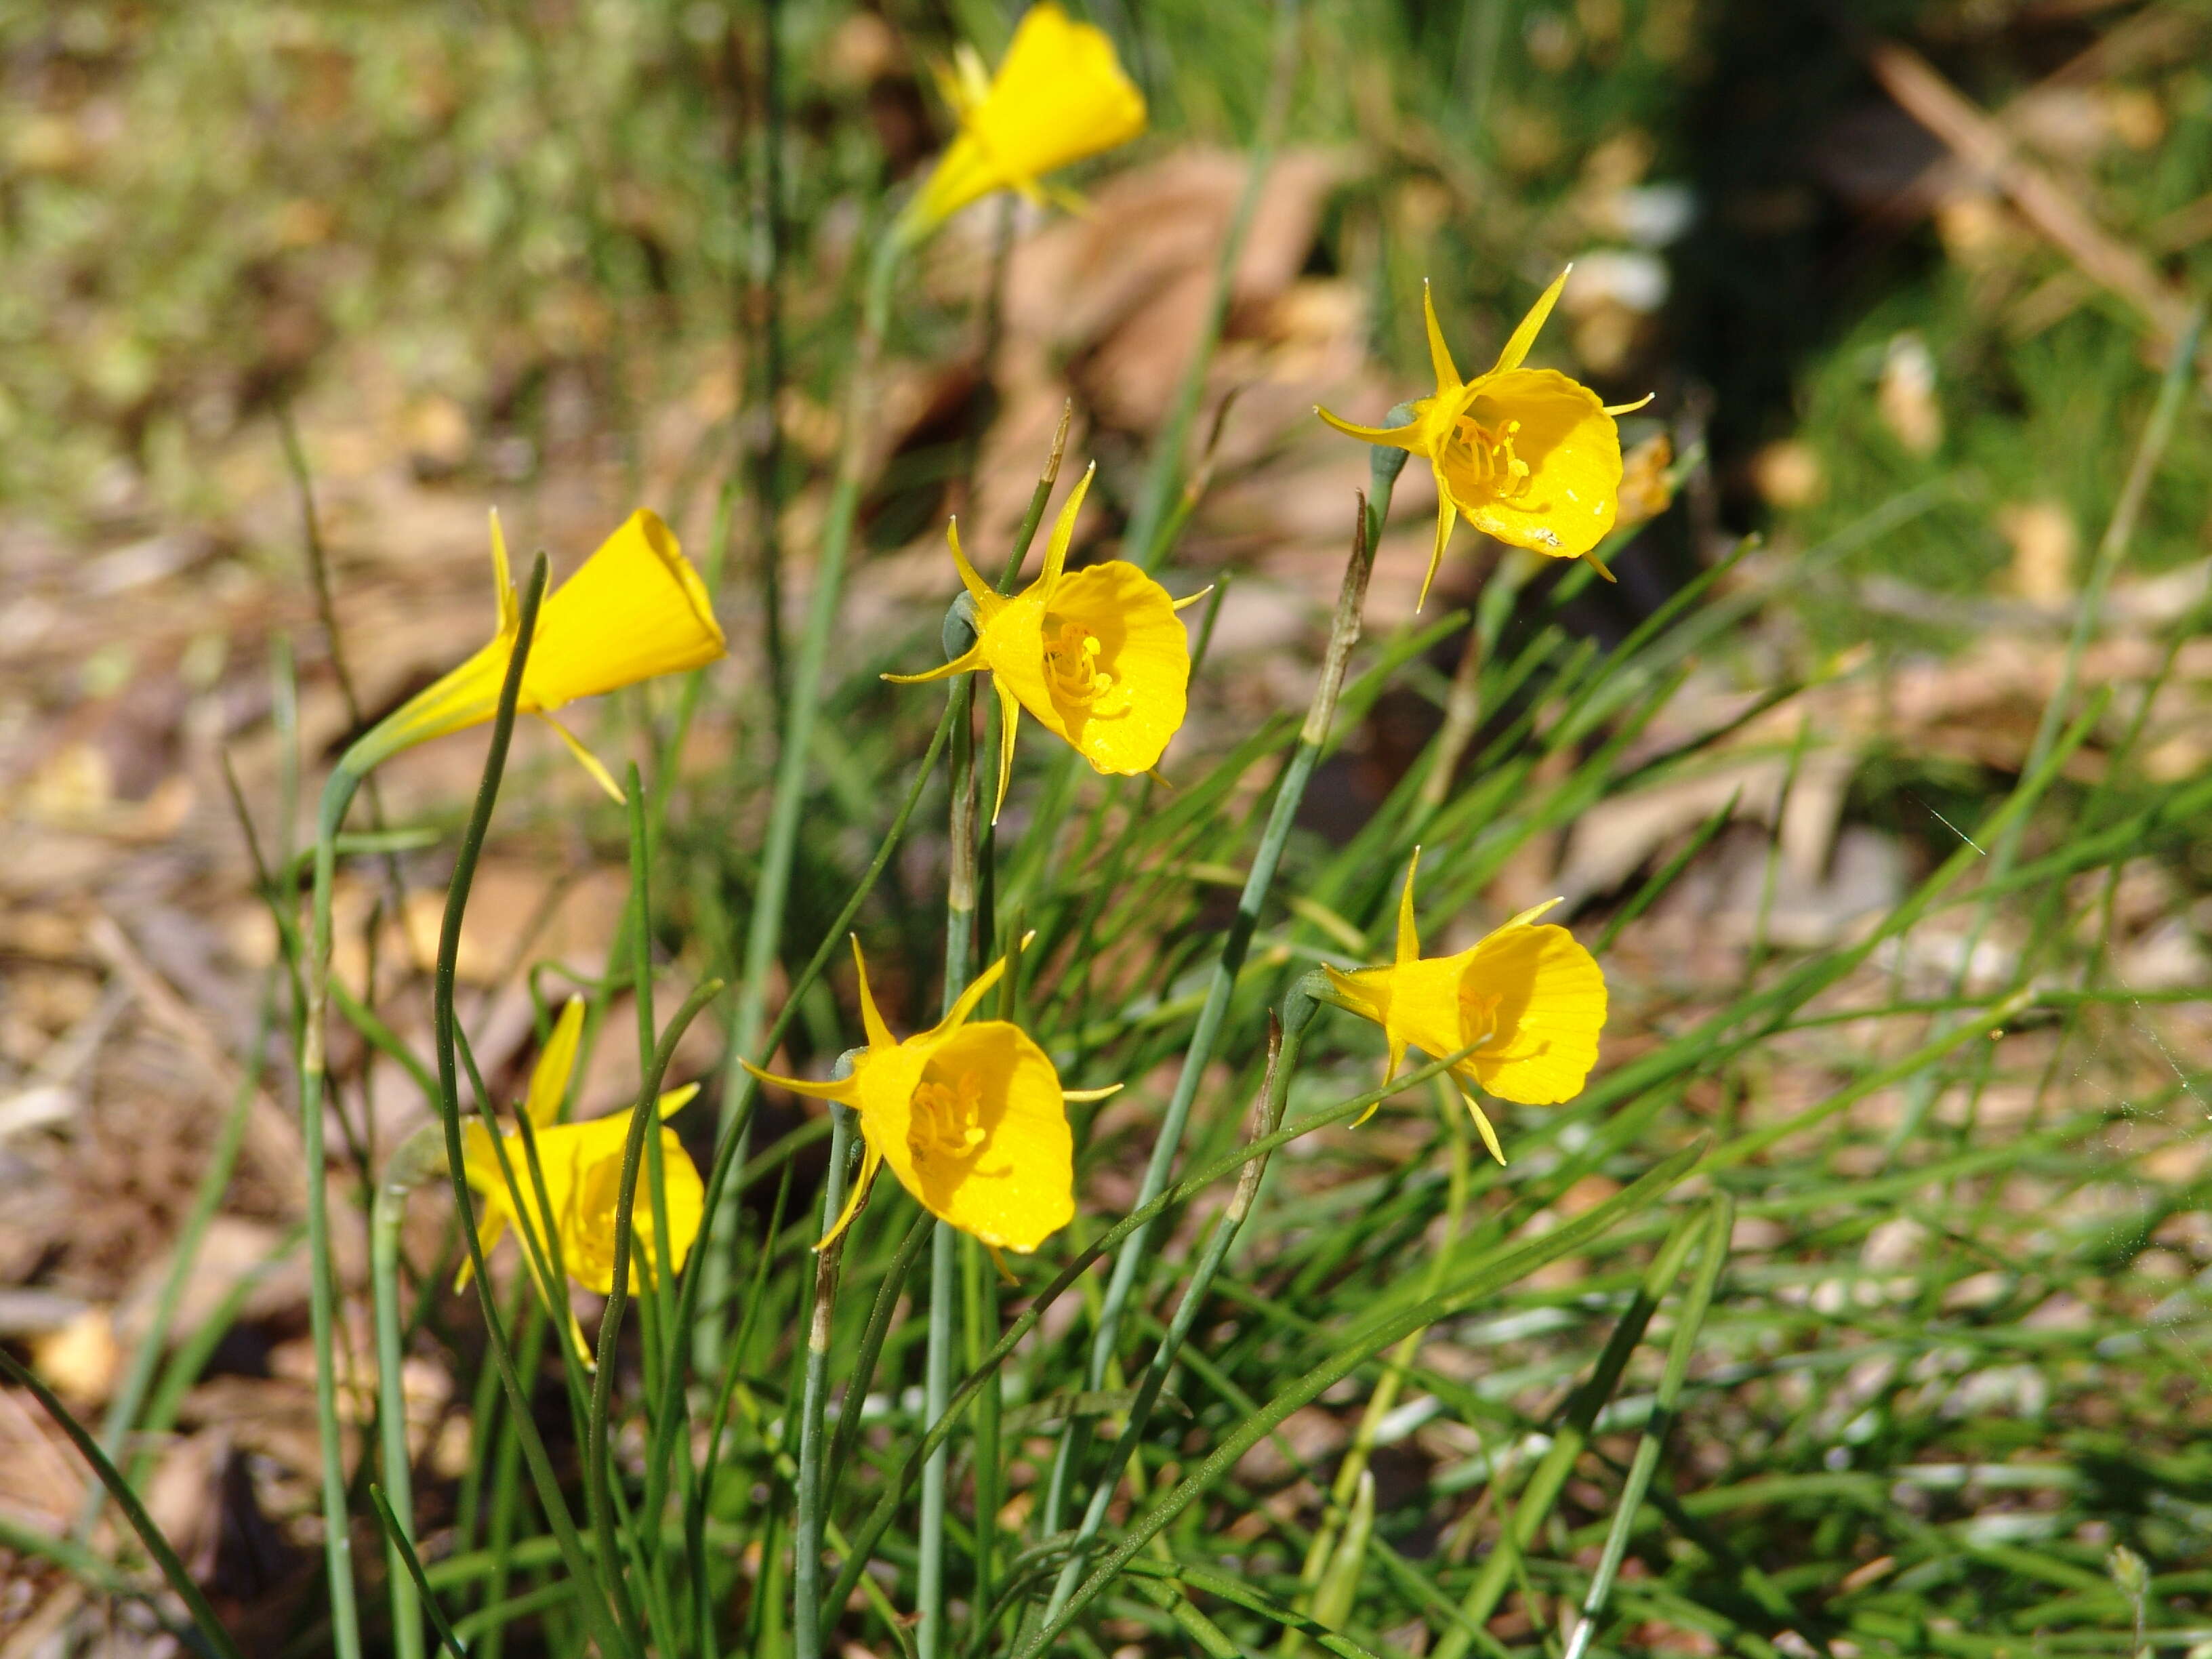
xmin=457 ymin=998 xmax=705 ymax=1358
xmin=886 ymin=464 xmax=1204 ymax=822
xmin=1317 ymin=270 xmax=1651 ymax=608
xmin=344 ymin=508 xmax=726 ymax=801
xmin=899 ymin=1 xmax=1146 ymax=240
xmin=744 ymin=938 xmax=1115 ymax=1254
xmin=1322 ymin=848 xmax=1606 ymax=1164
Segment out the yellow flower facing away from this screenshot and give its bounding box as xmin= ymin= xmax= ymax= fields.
xmin=345 ymin=508 xmax=726 ymax=800
xmin=1317 ymin=270 xmax=1651 ymax=609
xmin=457 ymin=998 xmax=705 ymax=1357
xmin=744 ymin=938 xmax=1118 ymax=1255
xmin=886 ymin=464 xmax=1204 ymax=822
xmin=899 ymin=1 xmax=1146 ymax=239
xmin=1322 ymin=848 xmax=1606 ymax=1164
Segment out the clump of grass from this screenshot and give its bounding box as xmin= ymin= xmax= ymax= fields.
xmin=9 ymin=5 xmax=2212 ymax=1659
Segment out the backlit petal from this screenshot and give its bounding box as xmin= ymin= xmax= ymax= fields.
xmin=1036 ymin=560 xmax=1190 ymax=777
xmin=905 ymin=3 xmax=1144 ymax=232
xmin=525 ymin=509 xmax=727 ymax=708
xmin=874 ymin=1022 xmax=1073 ymax=1253
xmin=1447 ymin=370 xmax=1621 ymax=560
xmin=1460 ymin=922 xmax=1607 ymax=1105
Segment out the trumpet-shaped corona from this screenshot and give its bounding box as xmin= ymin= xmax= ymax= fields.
xmin=900 ymin=2 xmax=1146 ymax=238
xmin=745 ymin=938 xmax=1110 ymax=1254
xmin=1316 ymin=271 xmax=1650 ymax=607
xmin=1323 ymin=849 xmax=1606 ymax=1162
xmin=346 ymin=509 xmax=726 ymax=800
xmin=457 ymin=998 xmax=705 ymax=1358
xmin=886 ymin=464 xmax=1200 ymax=822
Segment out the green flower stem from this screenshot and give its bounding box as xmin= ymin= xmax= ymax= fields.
xmin=1042 ymin=461 xmax=1394 ymax=1540
xmin=921 ymin=597 xmax=983 ymax=1659
xmin=1041 ymin=984 xmax=1322 ymax=1623
xmin=1279 ymin=1077 xmax=1473 ymax=1659
xmin=653 ymin=693 xmax=958 ymax=1509
xmin=794 ymin=1085 xmax=861 ymax=1659
xmin=1561 ymin=1195 xmax=1733 ymax=1659
xmin=427 ymin=553 xmax=640 ymax=1659
xmin=820 ymin=1036 xmax=1498 ymax=1631
xmin=699 ymin=223 xmax=905 ymax=1378
xmin=302 ymin=760 xmax=368 ymax=1659
xmin=1430 ymin=1200 xmax=1710 ymax=1659
xmin=586 ymin=968 xmax=723 ymax=1659
xmin=1015 ymin=1141 xmax=1708 ymax=1659
xmin=369 ymin=1485 xmax=468 ymax=1659
xmin=371 ymin=1126 xmax=453 ymax=1659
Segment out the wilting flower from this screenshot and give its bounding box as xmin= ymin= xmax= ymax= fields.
xmin=346 ymin=509 xmax=726 ymax=800
xmin=745 ymin=939 xmax=1115 ymax=1254
xmin=457 ymin=998 xmax=704 ymax=1354
xmin=1317 ymin=271 xmax=1649 ymax=607
xmin=899 ymin=2 xmax=1146 ymax=240
xmin=887 ymin=464 xmax=1202 ymax=821
xmin=1322 ymin=848 xmax=1606 ymax=1162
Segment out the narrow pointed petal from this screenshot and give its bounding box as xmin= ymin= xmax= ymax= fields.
xmin=1171 ymin=586 xmax=1214 ymax=612
xmin=1499 ymin=897 xmax=1565 ymax=930
xmin=883 ymin=643 xmax=989 ymax=686
xmin=739 ymin=1058 xmax=861 ymax=1103
xmin=1603 ymin=393 xmax=1654 ymax=416
xmin=1396 ymin=848 xmax=1423 ymax=965
xmin=1061 ymin=1083 xmax=1122 ymax=1103
xmin=1039 ymin=462 xmax=1096 ymax=600
xmin=1422 ymin=280 xmax=1462 ymax=392
xmin=524 ymin=998 xmax=587 ymax=1128
xmin=945 ymin=518 xmax=998 ymax=611
xmin=656 ymin=1082 xmax=701 ymax=1118
xmin=992 ymin=678 xmax=1021 ymax=824
xmin=490 ymin=508 xmax=518 ymax=638
xmin=1492 ymin=267 xmax=1572 ymax=375
xmin=1582 ymin=551 xmax=1619 ymax=583
xmin=1315 ymin=406 xmax=1426 ymax=451
xmin=1417 ymin=495 xmax=1458 ymax=613
xmin=817 ymin=1143 xmax=882 ymax=1251
xmin=1458 ymin=1090 xmax=1509 ymax=1165
xmin=537 ymin=714 xmax=627 ymax=803
xmin=851 ymin=935 xmax=895 ymax=1052
xmin=933 ymin=951 xmax=1012 ymax=1038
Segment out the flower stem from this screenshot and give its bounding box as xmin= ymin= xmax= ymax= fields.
xmin=302 ymin=762 xmax=367 ymax=1659
xmin=699 ymin=223 xmax=905 ymax=1378
xmin=1040 ymin=466 xmax=1390 ymax=1540
xmin=427 ymin=554 xmax=641 ymax=1659
xmin=794 ymin=1087 xmax=860 ymax=1659
xmin=922 ymin=596 xmax=983 ymax=1659
xmin=1041 ymin=985 xmax=1320 ymax=1623
xmin=370 ymin=1126 xmax=457 ymax=1659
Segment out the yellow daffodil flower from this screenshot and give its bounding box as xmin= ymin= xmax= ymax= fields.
xmin=1323 ymin=848 xmax=1606 ymax=1163
xmin=346 ymin=509 xmax=726 ymax=800
xmin=886 ymin=464 xmax=1203 ymax=822
xmin=457 ymin=998 xmax=705 ymax=1357
xmin=899 ymin=2 xmax=1146 ymax=240
xmin=745 ymin=938 xmax=1115 ymax=1254
xmin=1317 ymin=271 xmax=1650 ymax=607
